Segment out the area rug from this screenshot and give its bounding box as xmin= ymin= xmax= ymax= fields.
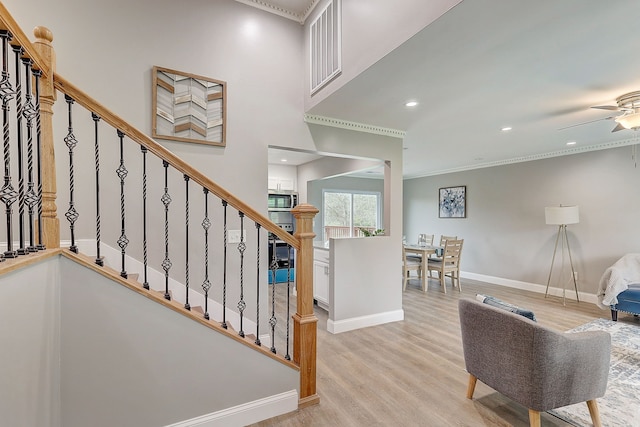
xmin=549 ymin=318 xmax=640 ymax=427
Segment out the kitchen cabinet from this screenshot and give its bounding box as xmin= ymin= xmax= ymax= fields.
xmin=268 ymin=177 xmax=295 ymax=192
xmin=313 ymin=248 xmax=329 ymax=310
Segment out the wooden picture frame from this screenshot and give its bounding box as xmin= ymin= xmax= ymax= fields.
xmin=152 ymin=66 xmax=226 ymax=146
xmin=439 ymin=186 xmax=466 ymax=218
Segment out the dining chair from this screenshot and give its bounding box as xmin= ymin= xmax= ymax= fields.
xmin=403 ymin=246 xmax=425 ymax=291
xmin=427 ymin=238 xmax=463 ymax=293
xmin=406 ymin=234 xmax=434 ymax=275
xmin=427 ymin=234 xmax=457 ymax=277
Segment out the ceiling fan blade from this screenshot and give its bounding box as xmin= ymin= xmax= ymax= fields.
xmin=611 ymin=123 xmax=626 ymax=132
xmin=558 ymin=116 xmax=615 ymax=131
xmin=591 ymin=105 xmax=620 ymax=111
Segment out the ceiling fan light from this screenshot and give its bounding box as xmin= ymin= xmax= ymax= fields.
xmin=615 ymin=111 xmax=640 ymax=130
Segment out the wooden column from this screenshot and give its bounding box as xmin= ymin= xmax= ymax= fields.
xmin=32 ymin=26 xmax=59 ymax=248
xmin=292 ymin=203 xmax=319 ymax=408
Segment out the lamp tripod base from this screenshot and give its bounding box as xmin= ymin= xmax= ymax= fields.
xmin=544 ymin=224 xmax=579 ymax=305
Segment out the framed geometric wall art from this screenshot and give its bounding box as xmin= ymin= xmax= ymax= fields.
xmin=439 ymin=185 xmax=466 ymax=218
xmin=152 ymin=66 xmax=226 ymax=146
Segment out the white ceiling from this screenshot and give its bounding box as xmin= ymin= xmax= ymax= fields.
xmin=253 ymin=0 xmax=640 ymax=178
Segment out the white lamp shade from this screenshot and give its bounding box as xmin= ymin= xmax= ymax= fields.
xmin=545 ymin=205 xmax=579 ymax=225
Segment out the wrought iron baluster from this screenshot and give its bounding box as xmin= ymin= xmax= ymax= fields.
xmin=22 ymin=58 xmax=37 ymax=253
xmin=270 ymin=243 xmax=280 ymax=354
xmin=184 ymin=175 xmax=190 ymax=311
xmin=116 ymin=130 xmax=128 ymax=278
xmin=12 ymin=45 xmax=26 ymax=255
xmin=284 ymin=247 xmax=292 ymax=358
xmin=201 ymin=188 xmax=211 ymax=320
xmin=237 ymin=212 xmax=246 ymax=338
xmin=161 ymin=160 xmax=172 ymax=300
xmin=0 ymin=30 xmax=16 ymax=259
xmin=33 ymin=69 xmax=44 ymax=250
xmin=221 ymin=200 xmax=228 ymax=329
xmin=141 ymin=146 xmax=149 ymax=289
xmin=92 ymin=113 xmax=103 ymax=266
xmin=285 ymin=256 xmax=291 ymax=361
xmin=255 ymin=223 xmax=261 ymax=346
xmin=63 ymin=95 xmax=78 ymax=253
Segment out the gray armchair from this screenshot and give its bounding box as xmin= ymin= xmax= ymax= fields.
xmin=458 ymin=298 xmax=611 ymax=427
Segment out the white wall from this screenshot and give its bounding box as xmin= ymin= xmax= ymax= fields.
xmin=403 ymin=146 xmax=640 ymax=297
xmin=0 ymin=257 xmax=61 ymax=427
xmin=4 ymin=0 xmax=315 ymax=330
xmin=329 ymin=236 xmax=403 ymax=333
xmin=58 ymin=256 xmax=298 ymax=427
xmin=304 ymin=0 xmax=462 ymax=110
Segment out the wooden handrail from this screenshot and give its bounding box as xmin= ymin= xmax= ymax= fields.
xmin=52 ymin=73 xmax=298 ymax=249
xmin=0 ymin=2 xmax=49 ymax=75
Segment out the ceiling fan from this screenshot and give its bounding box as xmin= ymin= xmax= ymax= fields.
xmin=591 ymin=90 xmax=640 ymax=132
xmin=559 ymin=91 xmax=640 ymax=132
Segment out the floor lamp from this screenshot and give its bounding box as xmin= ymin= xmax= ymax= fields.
xmin=544 ymin=205 xmax=580 ymax=305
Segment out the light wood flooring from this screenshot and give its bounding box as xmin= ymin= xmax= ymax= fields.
xmin=250 ymin=276 xmax=614 ymax=427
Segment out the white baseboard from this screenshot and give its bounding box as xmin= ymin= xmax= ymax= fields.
xmin=327 ymin=309 xmax=404 ymax=334
xmin=460 ymin=271 xmax=598 ymax=305
xmin=164 ymin=390 xmax=298 ymax=427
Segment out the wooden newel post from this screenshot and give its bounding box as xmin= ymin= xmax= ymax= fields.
xmin=32 ymin=26 xmax=60 ymax=248
xmin=292 ymin=203 xmax=320 ymax=408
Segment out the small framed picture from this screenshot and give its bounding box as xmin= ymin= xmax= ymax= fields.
xmin=439 ymin=186 xmax=466 ymax=218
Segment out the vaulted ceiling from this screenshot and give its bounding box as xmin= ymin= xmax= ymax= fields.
xmin=245 ymin=0 xmax=640 ymax=178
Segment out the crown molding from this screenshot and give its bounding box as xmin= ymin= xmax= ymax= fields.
xmin=233 ymin=0 xmax=320 ymax=24
xmin=304 ymin=114 xmax=406 ymax=138
xmin=404 ymin=136 xmax=640 ymax=179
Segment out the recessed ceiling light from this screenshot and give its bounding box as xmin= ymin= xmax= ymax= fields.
xmin=280 ymin=158 xmax=288 ymax=162
xmin=501 ymin=126 xmax=512 ymax=132
xmin=566 ymin=141 xmax=577 ymax=146
xmin=405 ymin=101 xmax=418 ymax=107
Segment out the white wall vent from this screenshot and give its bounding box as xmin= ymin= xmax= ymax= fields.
xmin=310 ymin=0 xmax=342 ymax=95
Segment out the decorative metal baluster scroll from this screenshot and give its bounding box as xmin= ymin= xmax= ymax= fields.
xmin=33 ymin=69 xmax=45 ymax=250
xmin=116 ymin=130 xmax=128 ymax=278
xmin=12 ymin=45 xmax=26 ymax=255
xmin=92 ymin=113 xmax=103 ymax=266
xmin=201 ymin=188 xmax=211 ymax=320
xmin=22 ymin=58 xmax=37 ymax=253
xmin=270 ymin=243 xmax=280 ymax=354
xmin=141 ymin=146 xmax=149 ymax=289
xmin=161 ymin=160 xmax=172 ymax=300
xmin=0 ymin=30 xmax=16 ymax=259
xmin=221 ymin=200 xmax=228 ymax=329
xmin=63 ymin=95 xmax=78 ymax=254
xmin=237 ymin=212 xmax=246 ymax=338
xmin=183 ymin=175 xmax=190 ymax=311
xmin=255 ymin=223 xmax=261 ymax=346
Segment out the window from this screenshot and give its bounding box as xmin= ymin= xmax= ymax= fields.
xmin=323 ymin=190 xmax=381 ymax=240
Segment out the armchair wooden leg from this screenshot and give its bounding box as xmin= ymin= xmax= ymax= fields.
xmin=528 ymin=409 xmax=541 ymax=427
xmin=586 ymin=399 xmax=602 ymax=427
xmin=466 ymin=374 xmax=477 ymax=399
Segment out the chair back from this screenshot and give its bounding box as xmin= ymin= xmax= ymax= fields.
xmin=442 ymin=238 xmax=463 ymax=267
xmin=439 ymin=235 xmax=457 ymax=246
xmin=418 ymin=234 xmax=434 ymax=246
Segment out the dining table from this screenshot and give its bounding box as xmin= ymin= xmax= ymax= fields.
xmin=403 ymin=244 xmax=444 ymax=284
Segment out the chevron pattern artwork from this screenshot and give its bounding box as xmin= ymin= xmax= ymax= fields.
xmin=152 ymin=66 xmax=226 ymax=146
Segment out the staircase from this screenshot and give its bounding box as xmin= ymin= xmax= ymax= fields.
xmin=0 ymin=2 xmax=318 ymax=425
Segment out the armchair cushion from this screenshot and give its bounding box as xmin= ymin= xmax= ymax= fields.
xmin=475 ymin=293 xmax=537 ymax=321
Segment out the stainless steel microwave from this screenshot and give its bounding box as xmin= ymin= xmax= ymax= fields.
xmin=268 ymin=192 xmax=298 ymax=210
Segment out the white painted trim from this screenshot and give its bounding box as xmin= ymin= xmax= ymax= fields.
xmin=163 ymin=390 xmax=298 ymax=427
xmin=304 ymin=114 xmax=406 ymax=138
xmin=327 ymin=309 xmax=404 ymax=334
xmin=460 ymin=271 xmax=599 ymax=305
xmin=405 ymin=137 xmax=640 ymax=179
